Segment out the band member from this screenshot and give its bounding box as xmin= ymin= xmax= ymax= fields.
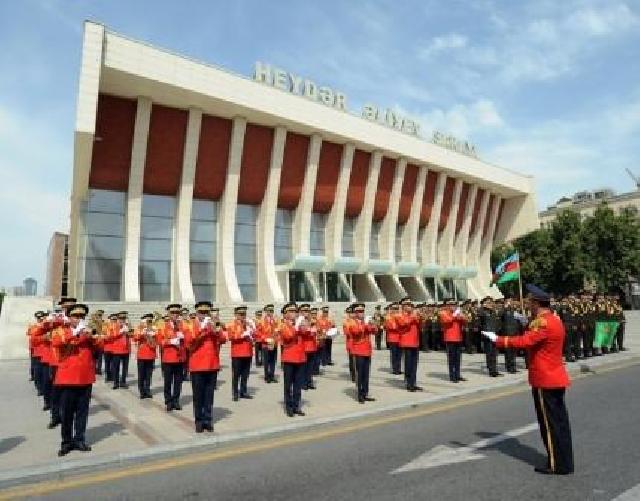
xmin=134 ymin=314 xmax=158 ymax=399
xmin=397 ymin=297 xmax=422 ymax=392
xmin=108 ymin=311 xmax=131 ymax=389
xmin=186 ymin=301 xmax=226 ymax=433
xmin=181 ymin=308 xmax=192 ymax=381
xmin=479 ymin=296 xmax=502 ymax=377
xmin=27 ymin=311 xmax=46 ymax=395
xmin=90 ymin=310 xmax=105 ymax=375
xmin=226 ymin=306 xmax=255 ymax=401
xmin=160 ymin=304 xmax=187 ymax=411
xmin=343 ymin=305 xmax=356 ymax=382
xmin=483 ymin=284 xmax=574 ymax=475
xmin=279 ymin=302 xmax=307 ymax=417
xmin=51 ymin=303 xmax=96 ymax=456
xmin=254 ymin=309 xmax=264 ymax=367
xmin=103 ymin=313 xmax=118 ymax=382
xmin=439 ymin=299 xmax=467 ymax=383
xmin=317 ymin=306 xmax=335 ymax=366
xmin=385 ymin=303 xmax=402 ymax=375
xmin=259 ymin=304 xmax=279 ymax=383
xmin=299 ymin=304 xmax=318 ymax=390
xmin=373 ymin=305 xmax=384 ymax=350
xmin=344 ymin=303 xmax=378 ymax=403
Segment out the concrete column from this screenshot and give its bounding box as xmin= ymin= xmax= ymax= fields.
xmin=122 ymin=97 xmax=152 ymax=302
xmin=172 ymin=108 xmax=202 ymax=303
xmin=437 ymin=178 xmax=463 ymax=267
xmin=402 ymin=165 xmax=427 ymax=262
xmin=379 ymin=158 xmax=406 ymax=261
xmin=354 ymin=151 xmax=382 ymax=266
xmin=325 ymin=143 xmax=354 ymax=265
xmin=256 ymin=126 xmax=287 ymax=302
xmin=292 ymin=134 xmax=322 ymax=256
xmin=465 ymin=189 xmax=490 ymax=299
xmin=475 ymin=194 xmax=502 ymax=298
xmin=454 ymin=185 xmax=478 ymax=266
xmin=420 ymin=171 xmax=447 ymax=264
xmin=216 ymin=117 xmax=246 ymax=303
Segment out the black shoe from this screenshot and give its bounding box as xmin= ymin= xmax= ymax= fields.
xmin=413 ymin=386 xmax=424 ymax=391
xmin=287 ymin=410 xmax=295 ymax=417
xmin=58 ymin=445 xmax=72 ymax=457
xmin=358 ymin=398 xmax=365 ymax=404
xmin=119 ymin=383 xmax=128 ymax=389
xmin=364 ymin=397 xmax=376 ymax=402
xmin=47 ymin=419 xmax=60 ymax=429
xmin=96 ymin=371 xmax=102 ymax=376
xmin=112 ymin=384 xmax=119 ymax=390
xmin=451 ymin=379 xmax=459 ymax=383
xmin=534 ymin=467 xmax=554 ymax=475
xmin=621 ymin=347 xmax=628 ymax=351
xmin=294 ymin=410 xmax=306 ymax=416
xmin=174 ymin=403 xmax=182 ymax=410
xmin=166 ymin=404 xmax=173 ymax=412
xmin=43 ymin=405 xmax=50 ymax=411
xmin=75 ymin=442 xmax=92 ymax=452
xmin=195 ymin=423 xmax=204 ymax=433
xmin=233 ymin=395 xmax=239 ymax=402
xmin=240 ymin=394 xmax=253 ymax=399
xmin=407 ymin=387 xmax=416 ymax=392
xmin=307 ymin=384 xmax=316 ymax=390
xmin=490 ymin=372 xmax=503 ymax=377
xmin=327 ymin=362 xmax=335 ymax=366
xmin=458 ymin=377 xmax=467 ymax=382
xmin=203 ymin=423 xmax=214 ymax=432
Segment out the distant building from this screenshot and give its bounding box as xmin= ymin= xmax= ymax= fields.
xmin=23 ymin=277 xmax=37 ymax=296
xmin=45 ymin=232 xmax=69 ymax=301
xmin=539 ymin=187 xmax=640 ymax=227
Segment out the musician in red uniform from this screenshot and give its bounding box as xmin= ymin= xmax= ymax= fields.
xmin=102 ymin=313 xmax=118 ymax=383
xmin=27 ymin=311 xmax=46 ymax=394
xmin=440 ymin=299 xmax=468 ymax=383
xmin=279 ymin=302 xmax=307 ymax=417
xmin=318 ymin=306 xmax=335 ymax=366
xmin=259 ymin=304 xmax=279 ymax=383
xmin=51 ymin=303 xmax=96 ymax=456
xmin=343 ymin=305 xmax=356 ymax=382
xmin=185 ymin=301 xmax=227 ymax=433
xmin=299 ymin=304 xmax=318 ymax=390
xmin=159 ymin=304 xmax=188 ymax=411
xmin=384 ymin=302 xmax=402 ymax=375
xmin=226 ymin=306 xmax=255 ymax=401
xmin=107 ymin=311 xmax=131 ymax=390
xmin=133 ymin=313 xmax=158 ymax=399
xmin=396 ymin=297 xmax=422 ymax=392
xmin=482 ymin=284 xmax=574 ymax=475
xmin=344 ymin=303 xmax=378 ymax=403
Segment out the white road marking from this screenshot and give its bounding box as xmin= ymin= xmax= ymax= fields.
xmin=612 ymin=482 xmax=640 ymax=500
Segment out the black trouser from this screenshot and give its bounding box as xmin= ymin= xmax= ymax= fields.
xmin=304 ymin=352 xmax=316 ymax=388
xmin=388 ymin=342 xmax=402 ymax=374
xmin=446 ymin=342 xmax=462 ymax=382
xmin=321 ymin=338 xmax=333 ymax=365
xmin=504 ymin=343 xmax=517 ymax=372
xmin=104 ymin=352 xmax=114 ymax=381
xmin=30 ymin=355 xmax=36 ymax=381
xmin=42 ymin=362 xmax=51 ymax=408
xmin=93 ymin=349 xmax=103 ymax=375
xmin=283 ymin=362 xmax=304 ymax=412
xmin=532 ymin=388 xmax=574 ymax=474
xmin=137 ymin=359 xmax=154 ymax=397
xmin=263 ymin=347 xmax=277 ymax=381
xmin=614 ymin=323 xmax=625 ymax=350
xmin=59 ymin=385 xmax=92 ymax=449
xmin=403 ymin=347 xmax=419 ymax=388
xmin=255 ymin=343 xmax=264 ymax=366
xmin=162 ymin=362 xmax=184 ymax=407
xmin=419 ymin=327 xmax=429 ymax=352
xmin=483 ymin=338 xmax=499 ymax=375
xmin=231 ymin=357 xmax=251 ymax=397
xmin=34 ymin=358 xmax=44 ymax=395
xmin=563 ymin=328 xmax=578 ymax=360
xmin=183 ymin=354 xmax=190 ymax=379
xmin=474 ymin=330 xmax=484 ymax=354
xmin=354 ymin=355 xmax=371 ymax=400
xmin=313 ymin=348 xmax=322 ymax=375
xmin=463 ymin=329 xmax=474 ymax=354
xmin=49 ymin=365 xmax=61 ymax=422
xmin=111 ymin=353 xmax=129 ymax=386
xmin=348 ymin=353 xmax=356 ymax=382
xmin=375 ymin=330 xmax=383 ymax=350
xmin=191 ymin=370 xmax=218 ymax=427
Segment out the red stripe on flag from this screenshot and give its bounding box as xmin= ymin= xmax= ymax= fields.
xmin=503 ymin=261 xmax=519 ymax=273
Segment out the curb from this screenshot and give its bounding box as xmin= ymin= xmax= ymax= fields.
xmin=1 ymin=351 xmax=638 ymax=488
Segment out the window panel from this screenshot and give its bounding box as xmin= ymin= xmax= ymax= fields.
xmin=82 ymin=258 xmax=122 ymax=283
xmin=234 ymin=224 xmax=256 ymax=245
xmin=84 ymin=212 xmax=125 ymax=237
xmin=140 ymin=239 xmax=172 ymax=261
xmin=142 ymin=195 xmax=176 ymax=217
xmin=140 ymin=284 xmax=171 ymax=302
xmin=235 ymin=245 xmax=256 ymax=265
xmin=238 ymin=284 xmax=256 ymax=302
xmin=190 ymin=220 xmax=217 ymax=242
xmin=81 ymin=282 xmax=121 ymax=301
xmin=236 ymin=204 xmax=258 ymax=223
xmin=191 ymin=199 xmax=218 ymax=221
xmin=139 ymin=261 xmax=171 ymax=284
xmin=85 ymin=236 xmax=124 ymax=260
xmin=235 ymin=264 xmax=256 ymax=284
xmin=190 ymin=262 xmax=216 ymax=282
xmin=86 ymin=190 xmax=125 ymax=214
xmin=275 ymin=246 xmax=292 ymax=265
xmin=141 ymin=217 xmax=173 ymax=239
xmin=190 ymin=241 xmax=215 ymax=262
xmin=193 ymin=285 xmax=216 ymax=302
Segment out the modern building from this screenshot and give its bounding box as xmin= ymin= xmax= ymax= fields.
xmin=45 ymin=232 xmax=69 ymax=300
xmin=68 ymin=22 xmax=538 ymax=304
xmin=23 ymin=277 xmax=37 ymax=296
xmin=539 ymin=187 xmax=640 ymax=227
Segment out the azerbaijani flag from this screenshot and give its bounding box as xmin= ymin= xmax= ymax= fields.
xmin=492 ymin=253 xmax=520 ymax=285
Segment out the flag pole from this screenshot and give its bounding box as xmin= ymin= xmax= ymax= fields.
xmin=516 ymin=252 xmax=524 ymax=315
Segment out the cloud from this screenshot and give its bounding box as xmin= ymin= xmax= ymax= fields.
xmin=419 ymin=33 xmax=468 ymax=59
xmin=414 ymin=98 xmax=505 ymax=139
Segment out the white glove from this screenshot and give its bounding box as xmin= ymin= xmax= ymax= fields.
xmin=169 ymin=338 xmax=180 ymax=346
xmin=202 ymin=317 xmax=211 ymax=326
xmin=454 ymin=308 xmax=462 ymax=317
xmin=481 ymin=331 xmax=497 ymax=342
xmin=242 ymin=330 xmax=253 ymax=339
xmin=326 ymin=327 xmax=338 ymax=338
xmin=513 ymin=312 xmax=528 ymax=325
xmin=364 ymin=315 xmax=372 ymax=324
xmin=294 ymin=316 xmax=305 ymax=329
xmin=176 ymin=332 xmax=184 ymax=340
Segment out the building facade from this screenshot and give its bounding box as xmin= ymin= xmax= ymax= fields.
xmin=68 ymin=22 xmax=538 ymax=304
xmin=45 ymin=232 xmax=69 ymax=300
xmin=23 ymin=278 xmax=37 ymax=296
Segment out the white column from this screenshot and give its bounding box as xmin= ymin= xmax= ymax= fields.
xmin=216 ymin=117 xmax=246 ymax=303
xmin=466 ymin=190 xmax=490 ymax=299
xmin=454 ymin=185 xmax=478 ymax=266
xmin=172 ymin=108 xmax=202 ymax=303
xmin=292 ymin=134 xmax=322 ymax=257
xmin=477 ymin=195 xmax=502 ymax=297
xmin=379 ymin=158 xmax=406 ymax=261
xmin=437 ymin=178 xmax=463 ymax=268
xmin=325 ymin=143 xmax=354 ymax=265
xmin=402 ymin=165 xmax=427 ymax=262
xmin=122 ymin=97 xmax=152 ymax=302
xmin=256 ymin=126 xmax=287 ymax=302
xmin=354 ymin=151 xmax=382 ymax=266
xmin=420 ymin=171 xmax=447 ymax=264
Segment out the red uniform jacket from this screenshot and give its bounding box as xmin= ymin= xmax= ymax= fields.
xmin=102 ymin=321 xmax=118 ymax=354
xmin=280 ymin=321 xmax=307 ymax=364
xmin=439 ymin=309 xmax=466 ymax=343
xmin=186 ymin=319 xmax=226 ymax=371
xmin=226 ymin=320 xmax=254 ymax=358
xmin=30 ymin=323 xmax=46 ymax=359
xmin=397 ymin=313 xmax=420 ymax=348
xmin=159 ymin=320 xmax=187 ymax=363
xmin=106 ymin=323 xmax=131 ymax=355
xmin=343 ymin=318 xmax=354 ymax=353
xmin=133 ymin=325 xmax=158 ymax=361
xmin=51 ymin=326 xmax=96 ymax=386
xmin=496 ymin=310 xmax=570 ymax=389
xmin=258 ymin=317 xmax=279 ymax=349
xmin=302 ymin=318 xmax=318 ymax=353
xmin=384 ymin=314 xmax=400 ymax=344
xmin=344 ymin=319 xmax=377 ymax=357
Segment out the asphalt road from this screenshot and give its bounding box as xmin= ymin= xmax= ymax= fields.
xmin=11 ymin=362 xmax=640 ymax=501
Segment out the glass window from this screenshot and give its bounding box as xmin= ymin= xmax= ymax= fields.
xmin=84 ymin=212 xmax=125 ymax=236
xmin=83 ymin=258 xmax=122 ymax=283
xmin=190 ymin=220 xmax=217 ymax=242
xmin=275 ymin=246 xmax=292 ymax=265
xmin=80 ymin=282 xmax=121 ymax=301
xmin=395 ymin=224 xmax=405 ymax=261
xmin=85 ymin=236 xmax=124 ymax=260
xmin=236 ymin=204 xmax=258 ymax=223
xmin=190 ymin=262 xmax=216 ymax=284
xmin=239 ymin=284 xmax=256 ymax=302
xmin=191 ymin=199 xmax=218 ymax=221
xmin=370 ymin=222 xmax=381 ymax=259
xmin=140 ymin=239 xmax=172 ymax=261
xmin=86 ymin=190 xmax=125 ymax=213
xmin=140 ymin=261 xmax=171 ymax=284
xmin=235 ymin=224 xmax=256 ymax=245
xmin=234 ymin=204 xmax=257 ymax=301
xmin=417 ymin=227 xmax=425 ymax=262
xmin=234 ymin=244 xmax=256 ymax=265
xmin=190 ymin=241 xmax=215 ymax=262
xmin=274 ymin=208 xmax=293 ymax=266
xmin=342 ymin=217 xmax=355 ymax=257
xmin=193 ymin=284 xmax=215 ymax=302
xmin=142 ymin=194 xmax=176 ymax=217
xmin=141 ymin=217 xmax=173 ymax=239
xmin=236 ymin=264 xmax=257 ymax=284
xmin=140 ymin=284 xmax=171 ymax=302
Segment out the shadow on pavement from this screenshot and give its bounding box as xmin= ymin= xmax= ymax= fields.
xmin=88 ymin=403 xmax=110 ymax=416
xmin=452 ymin=432 xmax=547 ymax=468
xmin=86 ymin=422 xmax=126 ymax=445
xmin=0 ymin=436 xmax=25 ymax=455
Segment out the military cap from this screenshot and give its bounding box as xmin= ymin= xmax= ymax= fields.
xmin=234 ymin=305 xmax=247 ymax=314
xmin=281 ymin=302 xmax=297 ymax=314
xmin=344 ymin=305 xmax=353 ymax=314
xmin=96 ymin=309 xmax=105 ymax=315
xmin=34 ymin=310 xmax=46 ymax=318
xmin=400 ymin=296 xmax=412 ymax=305
xmin=166 ymin=304 xmax=182 ymax=314
xmin=445 ymin=298 xmax=457 ymax=305
xmin=321 ymin=306 xmax=330 ymax=312
xmin=299 ymin=303 xmax=311 ymax=312
xmin=195 ymin=301 xmax=213 ymax=313
xmin=255 ymin=310 xmax=263 ymax=316
xmin=141 ymin=313 xmax=154 ymax=320
xmin=352 ymin=303 xmax=366 ymax=311
xmin=525 ymin=284 xmax=551 ymax=302
xmin=263 ymin=304 xmax=275 ymax=312
xmin=117 ymin=311 xmax=128 ymax=319
xmin=181 ymin=308 xmax=190 ymax=314
xmin=481 ymin=296 xmax=493 ymax=304
xmin=67 ymin=304 xmax=89 ymax=317
xmin=58 ymin=297 xmax=77 ymax=306
xmin=310 ymin=307 xmax=318 ymax=313
xmin=108 ymin=313 xmax=118 ymax=320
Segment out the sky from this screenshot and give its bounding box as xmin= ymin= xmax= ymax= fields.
xmin=0 ymin=0 xmax=639 ymax=289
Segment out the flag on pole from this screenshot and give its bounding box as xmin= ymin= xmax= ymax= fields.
xmin=492 ymin=253 xmax=520 ymax=285
xmin=593 ymin=321 xmax=619 ymax=349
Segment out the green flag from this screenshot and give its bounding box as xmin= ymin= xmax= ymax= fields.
xmin=593 ymin=321 xmax=619 ymax=349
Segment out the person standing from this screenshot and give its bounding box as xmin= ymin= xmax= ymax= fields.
xmin=253 ymin=309 xmax=264 ymax=368
xmin=479 ymin=297 xmax=502 ymax=377
xmin=51 ymin=303 xmax=96 ymax=456
xmin=102 ymin=313 xmax=117 ymax=382
xmin=186 ymin=301 xmax=226 ymax=432
xmin=397 ymin=297 xmax=422 ymax=392
xmin=439 ymin=299 xmax=467 ymax=383
xmin=226 ymin=306 xmax=255 ymax=401
xmin=90 ymin=310 xmax=105 ymax=375
xmin=317 ymin=306 xmax=335 ymax=367
xmin=299 ymin=304 xmax=318 ymax=390
xmin=260 ymin=304 xmax=279 ymax=383
xmin=343 ymin=305 xmax=356 ymax=382
xmin=108 ymin=311 xmax=131 ymax=389
xmin=385 ymin=303 xmax=402 ymax=375
xmin=159 ymin=304 xmax=187 ymax=411
xmin=373 ymin=305 xmax=384 ymax=350
xmin=482 ymin=284 xmax=574 ymax=475
xmin=502 ymin=298 xmax=521 ymax=373
xmin=279 ymin=303 xmax=307 ymax=417
xmin=133 ymin=313 xmax=158 ymax=399
xmin=344 ymin=303 xmax=378 ymax=403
